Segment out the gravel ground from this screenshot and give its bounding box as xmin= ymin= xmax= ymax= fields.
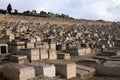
xmin=69 ymin=76 xmax=120 ymax=80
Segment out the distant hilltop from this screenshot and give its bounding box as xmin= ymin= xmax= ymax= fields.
xmin=0 ymin=12 xmax=118 ymax=27
xmin=0 ymin=4 xmax=119 ymax=27
xmin=0 ymin=3 xmax=119 ymax=23
xmin=0 ymin=8 xmax=115 ymax=24
xmin=0 ymin=9 xmax=73 ymax=19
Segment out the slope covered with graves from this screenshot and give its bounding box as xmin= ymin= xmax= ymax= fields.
xmin=0 ymin=14 xmax=120 ymax=80
xmin=0 ymin=14 xmax=120 ymax=52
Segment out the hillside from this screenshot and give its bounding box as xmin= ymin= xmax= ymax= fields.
xmin=0 ymin=13 xmax=114 ymax=26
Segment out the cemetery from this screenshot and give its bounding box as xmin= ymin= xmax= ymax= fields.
xmin=0 ymin=13 xmax=120 ymax=80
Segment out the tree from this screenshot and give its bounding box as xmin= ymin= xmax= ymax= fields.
xmin=23 ymin=10 xmax=30 ymax=14
xmin=14 ymin=9 xmax=18 ymax=14
xmin=31 ymin=10 xmax=37 ymax=14
xmin=7 ymin=3 xmax=12 ymax=14
xmin=0 ymin=9 xmax=7 ymax=14
xmin=40 ymin=11 xmax=48 ymax=17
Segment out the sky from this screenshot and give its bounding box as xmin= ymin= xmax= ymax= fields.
xmin=0 ymin=0 xmax=120 ymax=21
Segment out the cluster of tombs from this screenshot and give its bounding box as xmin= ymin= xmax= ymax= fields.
xmin=1 ymin=61 xmax=97 ymax=80
xmin=0 ymin=20 xmax=120 ymax=53
xmin=2 ymin=49 xmax=120 ymax=80
xmin=78 ymin=47 xmax=120 ymax=77
xmin=1 ymin=52 xmax=120 ymax=80
xmin=0 ymin=16 xmax=120 ymax=80
xmin=0 ymin=41 xmax=72 ymax=61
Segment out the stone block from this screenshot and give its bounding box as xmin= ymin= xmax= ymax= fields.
xmin=48 ymin=49 xmax=57 ymax=60
xmin=10 ymin=55 xmax=29 ymax=64
xmin=39 ymin=48 xmax=48 ymax=59
xmin=27 ymin=63 xmax=55 ymax=77
xmin=25 ymin=42 xmax=35 ymax=49
xmin=2 ymin=64 xmax=35 ymax=80
xmin=34 ymin=42 xmax=49 ymax=49
xmin=93 ymin=56 xmax=109 ymax=61
xmin=48 ymin=53 xmax=57 ymax=60
xmin=57 ymin=53 xmax=70 ymax=60
xmin=49 ymin=61 xmax=76 ymax=79
xmin=96 ymin=64 xmax=120 ymax=76
xmin=78 ymin=48 xmax=91 ymax=56
xmin=20 ymin=48 xmax=40 ymax=62
xmin=76 ymin=65 xmax=95 ymax=78
xmin=83 ymin=58 xmax=99 ymax=64
xmin=49 ymin=42 xmax=56 ymax=49
xmin=4 ymin=33 xmax=15 ymax=42
xmin=8 ymin=41 xmax=25 ymax=54
xmin=56 ymin=44 xmax=66 ymax=51
xmin=76 ymin=69 xmax=90 ymax=80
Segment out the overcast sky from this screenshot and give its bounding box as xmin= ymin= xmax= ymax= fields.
xmin=0 ymin=0 xmax=120 ymax=21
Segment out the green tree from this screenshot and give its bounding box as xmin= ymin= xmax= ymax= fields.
xmin=7 ymin=3 xmax=12 ymax=14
